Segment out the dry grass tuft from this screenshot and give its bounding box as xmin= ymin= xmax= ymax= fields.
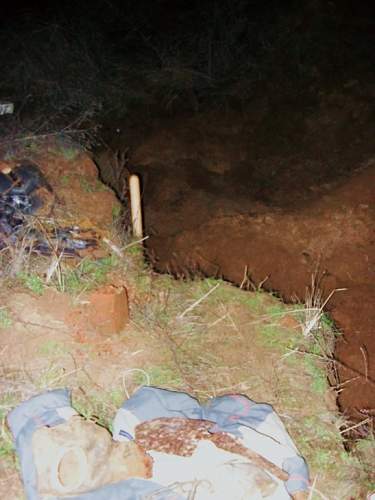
xmin=301 ymin=273 xmax=346 ymax=338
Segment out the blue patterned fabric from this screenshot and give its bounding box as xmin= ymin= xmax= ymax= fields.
xmin=8 ymin=387 xmax=310 ymax=499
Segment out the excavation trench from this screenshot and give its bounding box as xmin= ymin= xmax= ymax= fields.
xmin=95 ymin=93 xmax=375 ymax=436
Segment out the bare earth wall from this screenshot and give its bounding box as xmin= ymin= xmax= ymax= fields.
xmin=97 ymin=89 xmax=375 ymax=430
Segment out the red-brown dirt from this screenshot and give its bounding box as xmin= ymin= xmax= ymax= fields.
xmin=141 ymin=164 xmax=375 ymax=430
xmin=98 ymin=87 xmax=375 ymax=430
xmin=67 ymin=284 xmax=129 ymax=335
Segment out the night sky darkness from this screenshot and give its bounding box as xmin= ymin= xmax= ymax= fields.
xmin=3 ymin=1 xmax=375 ymax=28
xmin=0 ymin=1 xmax=374 ymax=152
xmin=0 ymin=0 xmax=373 ymax=173
xmin=2 ymin=1 xmax=374 ymax=68
xmin=0 ymin=0 xmax=374 ymax=155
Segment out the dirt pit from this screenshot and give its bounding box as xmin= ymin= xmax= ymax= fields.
xmin=97 ymin=86 xmax=375 ymax=435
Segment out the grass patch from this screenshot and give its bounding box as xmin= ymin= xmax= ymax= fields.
xmin=79 ymin=177 xmax=107 ymax=193
xmin=38 ymin=340 xmax=69 ymax=357
xmin=57 ymin=256 xmax=118 ymax=294
xmin=0 ymin=426 xmax=14 ymax=462
xmin=111 ymin=204 xmax=122 ymax=220
xmin=59 ymin=146 xmax=80 ymax=161
xmin=79 ymin=177 xmax=96 ymax=193
xmin=0 ymin=392 xmax=18 ymax=462
xmin=303 ymin=357 xmax=329 ymax=393
xmin=72 ymin=391 xmax=115 ymax=430
xmin=17 ymin=272 xmax=45 ymax=295
xmin=0 ymin=308 xmax=12 ymax=328
xmin=34 ymin=365 xmax=68 ymax=392
xmin=61 ymin=174 xmax=71 ymax=186
xmin=132 ymin=365 xmax=183 ymax=389
xmin=125 ymin=243 xmax=145 ymax=257
xmin=189 ymin=278 xmax=265 ymax=314
xmin=257 ymin=322 xmax=299 ymax=352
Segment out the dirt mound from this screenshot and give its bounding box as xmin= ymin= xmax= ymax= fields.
xmin=98 ymin=91 xmax=375 ymax=429
xmin=143 ymin=163 xmax=374 ymax=425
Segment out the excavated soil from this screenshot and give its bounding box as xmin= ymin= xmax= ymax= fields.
xmin=98 ymin=86 xmax=375 ymax=430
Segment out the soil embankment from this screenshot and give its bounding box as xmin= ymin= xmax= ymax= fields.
xmin=143 ymin=164 xmax=375 ymax=429
xmin=97 ymin=87 xmax=375 ymax=430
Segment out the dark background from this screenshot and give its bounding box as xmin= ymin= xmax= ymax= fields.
xmin=0 ymin=0 xmax=374 ymax=137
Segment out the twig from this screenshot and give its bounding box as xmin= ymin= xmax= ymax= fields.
xmin=208 ymin=313 xmax=228 ymax=328
xmin=121 ymin=368 xmax=151 ymax=399
xmin=45 ymin=251 xmax=64 ymax=283
xmin=226 ymin=310 xmax=243 ymax=339
xmin=178 ymin=283 xmax=220 ymax=319
xmin=307 ymin=477 xmax=330 ymax=500
xmin=340 ymin=417 xmax=371 ymax=435
xmin=240 ymin=265 xmax=249 ymax=289
xmin=303 ymin=287 xmax=346 ymax=337
xmin=103 ymin=237 xmax=124 ymax=257
xmin=333 ymin=376 xmax=360 ymax=392
xmin=0 ymin=127 xmax=93 ymax=146
xmin=47 ymin=368 xmax=82 ymax=387
xmin=307 ymin=476 xmax=317 ymax=500
xmin=289 ymin=348 xmax=375 ymax=388
xmin=258 ymin=275 xmax=270 ymax=290
xmin=360 ymin=345 xmax=369 ymax=381
xmin=13 ymin=318 xmax=66 ymax=331
xmin=122 ymin=236 xmax=149 ymax=249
